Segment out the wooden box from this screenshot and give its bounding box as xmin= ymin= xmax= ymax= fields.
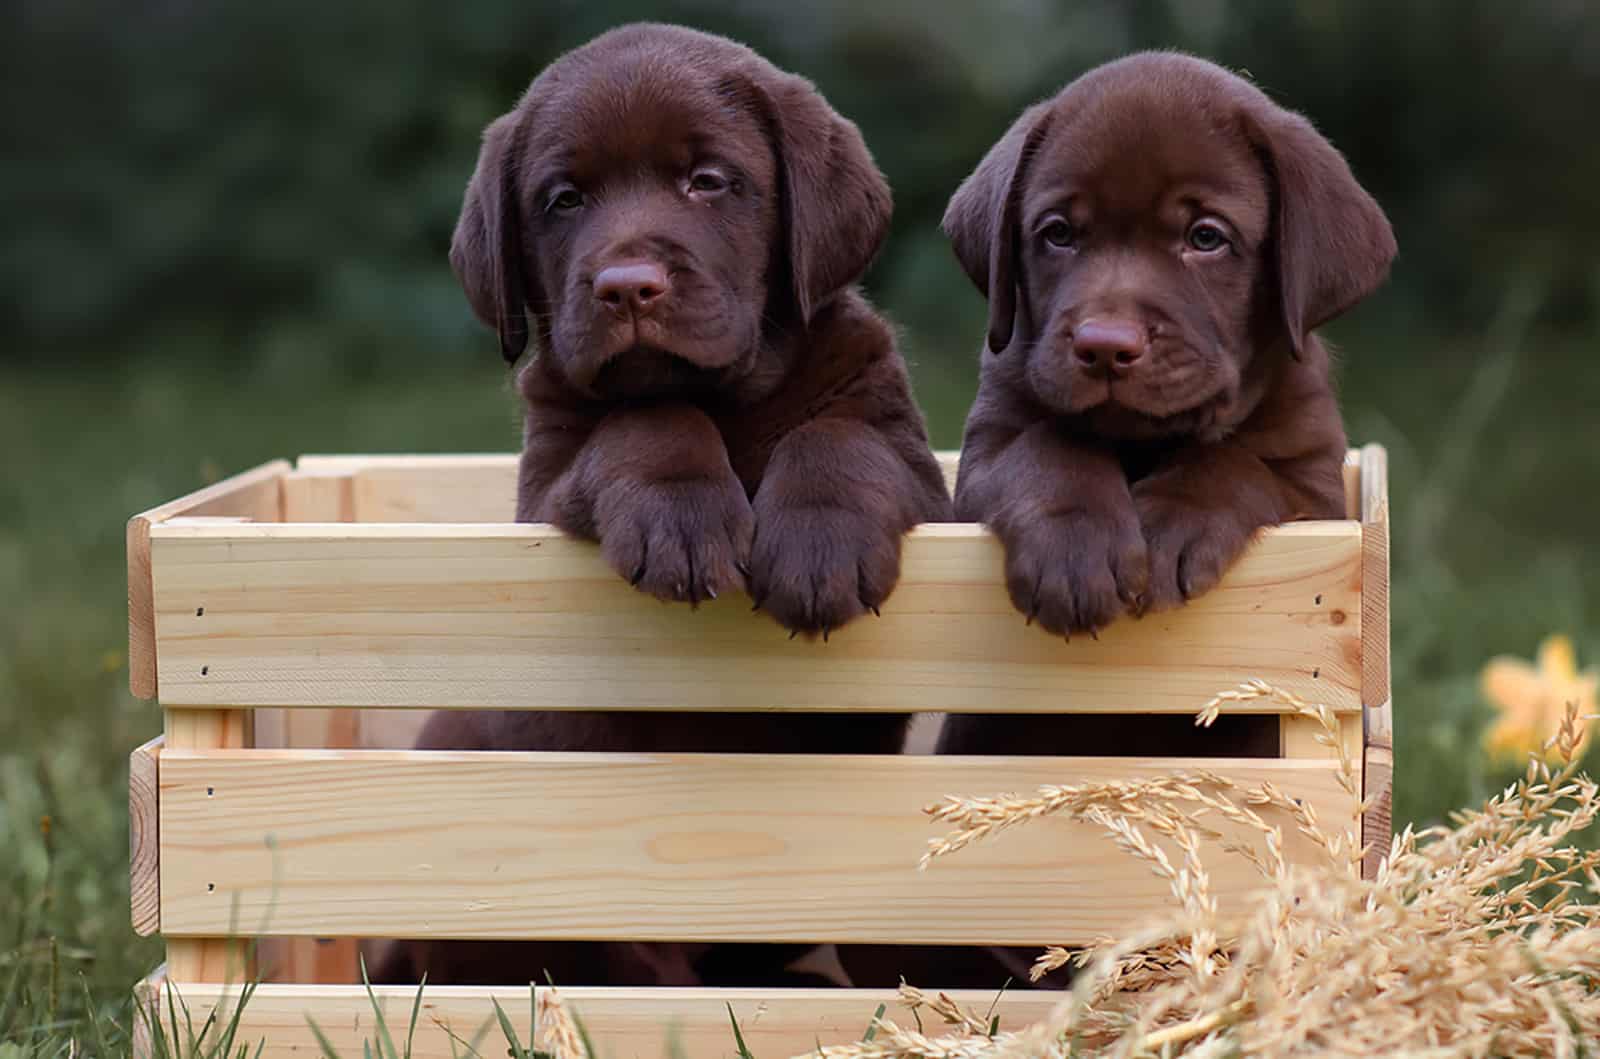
xmin=127 ymin=448 xmax=1392 ymax=1057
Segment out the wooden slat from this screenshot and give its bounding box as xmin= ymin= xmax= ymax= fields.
xmin=159 ymin=749 xmax=1352 ymax=944
xmin=1342 ymin=450 xmax=1361 ymax=520
xmin=354 ymin=460 xmax=518 ymax=522
xmin=128 ymin=460 xmax=289 ymax=699
xmin=137 ymin=978 xmax=531 ymax=1059
xmin=131 ymin=965 xmax=165 ymax=1059
xmin=1362 ymin=744 xmax=1395 ymax=880
xmin=251 ymin=707 xmax=364 ymax=985
xmin=552 ymin=986 xmax=1059 ymax=1057
xmin=1359 ymin=444 xmax=1392 ymax=746
xmin=1281 ymin=714 xmax=1361 ymax=766
xmin=164 ymin=708 xmax=253 ymax=983
xmin=136 ymin=980 xmax=1057 ymax=1059
xmin=281 ymin=469 xmax=354 ymax=522
xmin=308 ymin=452 xmax=963 ymax=525
xmin=130 ymin=736 xmax=163 ymax=936
xmin=149 ymin=520 xmax=1362 ymax=714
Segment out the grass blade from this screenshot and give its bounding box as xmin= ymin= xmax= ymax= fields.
xmin=305 ymin=1014 xmax=346 ymax=1059
xmin=404 ymin=972 xmax=427 ymax=1059
xmin=726 ymin=1002 xmax=756 ymax=1059
xmin=860 ymin=1003 xmax=886 ymax=1043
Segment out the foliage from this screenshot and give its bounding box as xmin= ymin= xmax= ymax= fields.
xmin=6 ymin=0 xmax=1600 ymax=372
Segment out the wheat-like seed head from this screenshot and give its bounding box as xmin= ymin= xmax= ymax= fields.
xmin=801 ymin=690 xmax=1600 ymax=1058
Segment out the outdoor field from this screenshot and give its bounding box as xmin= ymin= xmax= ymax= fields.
xmin=3 ymin=1 xmax=1598 ymax=1053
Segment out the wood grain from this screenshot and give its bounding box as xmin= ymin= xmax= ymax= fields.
xmin=551 ymin=985 xmax=1059 ymax=1057
xmin=250 ymin=707 xmax=363 ymax=985
xmin=158 ymin=748 xmax=1351 ymax=945
xmin=130 ymin=736 xmax=162 ymax=936
xmin=1359 ymin=444 xmax=1392 ymax=749
xmin=149 ymin=520 xmax=1362 ymax=714
xmin=133 ymin=979 xmax=1058 ymax=1059
xmin=288 ymin=452 xmax=965 ymax=525
xmin=128 ymin=460 xmax=288 ymax=699
xmin=1342 ymin=450 xmax=1361 ymax=520
xmin=164 ymin=708 xmax=252 ymax=983
xmin=1362 ymin=744 xmax=1395 ymax=880
xmin=281 ymin=469 xmax=354 ymax=522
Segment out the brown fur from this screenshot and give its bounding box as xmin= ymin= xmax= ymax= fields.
xmin=937 ymin=51 xmax=1393 ymax=753
xmin=852 ymin=50 xmax=1397 ymax=998
xmin=379 ymin=23 xmax=950 ymax=989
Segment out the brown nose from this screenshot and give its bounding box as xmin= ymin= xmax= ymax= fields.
xmin=593 ymin=261 xmax=669 ymax=314
xmin=1072 ymin=318 xmax=1148 ymax=376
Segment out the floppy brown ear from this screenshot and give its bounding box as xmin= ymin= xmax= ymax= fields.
xmin=761 ymin=71 xmax=892 ymax=322
xmin=1246 ymin=106 xmax=1397 ymax=356
xmin=941 ymin=103 xmax=1052 ymax=354
xmin=450 ymin=112 xmax=534 ymax=364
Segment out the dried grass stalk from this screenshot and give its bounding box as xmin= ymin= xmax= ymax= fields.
xmin=800 ymin=689 xmax=1600 ymax=1058
xmin=535 ymin=985 xmax=586 ymax=1059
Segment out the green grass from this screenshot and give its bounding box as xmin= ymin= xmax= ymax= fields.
xmin=1 ymin=322 xmax=1597 ymax=1052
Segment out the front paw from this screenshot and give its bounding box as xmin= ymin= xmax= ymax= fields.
xmin=998 ymin=509 xmax=1148 ymax=637
xmin=1133 ymin=487 xmax=1259 ymax=612
xmin=748 ymin=506 xmax=901 ymax=638
xmin=598 ymin=476 xmax=754 ymax=605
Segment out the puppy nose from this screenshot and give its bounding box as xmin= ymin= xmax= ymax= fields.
xmin=1072 ymin=318 xmax=1148 ymax=376
xmin=593 ymin=262 xmax=669 ymax=314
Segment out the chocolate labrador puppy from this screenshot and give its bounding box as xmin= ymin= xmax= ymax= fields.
xmin=935 ymin=50 xmax=1393 ymax=761
xmin=826 ymin=50 xmax=1399 ymax=996
xmin=379 ymin=23 xmax=950 ymax=988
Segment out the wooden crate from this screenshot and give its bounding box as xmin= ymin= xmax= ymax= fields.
xmin=127 ymin=448 xmax=1393 ymax=1057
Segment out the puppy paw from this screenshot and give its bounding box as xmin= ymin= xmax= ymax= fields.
xmin=599 ymin=475 xmax=754 ymax=605
xmin=1133 ymin=487 xmax=1259 ymax=612
xmin=748 ymin=505 xmax=901 ymax=638
xmin=998 ymin=509 xmax=1148 ymax=637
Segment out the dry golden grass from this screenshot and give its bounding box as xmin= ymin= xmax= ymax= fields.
xmin=799 ymin=685 xmax=1600 ymax=1059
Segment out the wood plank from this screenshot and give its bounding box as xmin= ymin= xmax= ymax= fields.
xmin=1360 ymin=443 xmax=1392 ymax=749
xmin=1280 ymin=714 xmax=1360 ymax=767
xmin=158 ymin=749 xmax=1352 ymax=944
xmin=281 ymin=469 xmax=354 ymax=522
xmin=1342 ymin=450 xmax=1361 ymax=520
xmin=333 ymin=452 xmax=961 ymax=524
xmin=131 ymin=965 xmax=165 ymax=1059
xmin=1362 ymin=744 xmax=1395 ymax=880
xmin=164 ymin=708 xmax=253 ymax=983
xmin=250 ymin=707 xmax=364 ymax=985
xmin=130 ymin=736 xmax=163 ymax=936
xmin=355 ymin=460 xmax=518 ymax=522
xmin=550 ymin=985 xmax=1059 ymax=1057
xmin=138 ymin=979 xmax=530 ymax=1059
xmin=136 ymin=981 xmax=1055 ymax=1059
xmin=149 ymin=520 xmax=1362 ymax=714
xmin=128 ymin=460 xmax=289 ymax=699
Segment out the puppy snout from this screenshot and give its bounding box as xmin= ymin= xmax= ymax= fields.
xmin=1072 ymin=318 xmax=1148 ymax=377
xmin=593 ymin=261 xmax=670 ymax=315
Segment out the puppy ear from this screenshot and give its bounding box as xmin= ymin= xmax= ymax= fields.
xmin=450 ymin=113 xmax=534 ymax=364
xmin=1246 ymin=107 xmax=1396 ymax=356
xmin=762 ymin=72 xmax=892 ymax=322
xmin=941 ymin=103 xmax=1052 ymax=354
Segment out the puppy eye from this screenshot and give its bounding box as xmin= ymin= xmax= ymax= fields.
xmin=1040 ymin=217 xmax=1077 ymax=249
xmin=1186 ymin=220 xmax=1231 ymax=253
xmin=687 ymin=169 xmax=730 ymax=195
xmin=547 ymin=185 xmax=583 ymax=214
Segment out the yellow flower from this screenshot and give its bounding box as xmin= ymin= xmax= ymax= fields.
xmin=1480 ymin=635 xmax=1598 ymax=762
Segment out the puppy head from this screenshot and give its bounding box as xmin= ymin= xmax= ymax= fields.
xmin=452 ymin=24 xmax=891 ymax=400
xmin=944 ymin=52 xmax=1395 ymax=440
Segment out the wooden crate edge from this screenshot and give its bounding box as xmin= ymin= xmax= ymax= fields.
xmin=130 ymin=735 xmax=162 ymax=936
xmin=128 ymin=459 xmax=290 ymax=698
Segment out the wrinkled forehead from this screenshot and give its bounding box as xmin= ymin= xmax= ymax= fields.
xmin=526 ymin=56 xmax=774 ymax=187
xmin=1029 ymin=91 xmax=1270 ymax=236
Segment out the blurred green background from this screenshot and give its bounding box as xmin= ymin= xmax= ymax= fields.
xmin=3 ymin=0 xmax=1599 ymax=1049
